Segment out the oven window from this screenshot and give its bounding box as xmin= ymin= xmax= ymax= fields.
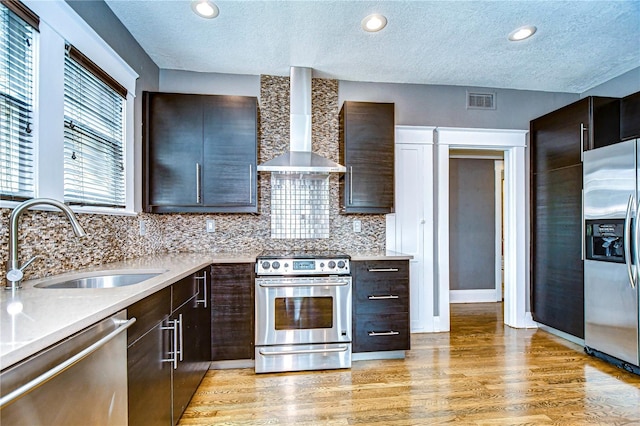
xmin=274 ymin=297 xmax=333 ymax=330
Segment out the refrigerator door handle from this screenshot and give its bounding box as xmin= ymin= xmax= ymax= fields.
xmin=624 ymin=194 xmax=636 ymax=289
xmin=635 ymin=197 xmax=639 ymax=286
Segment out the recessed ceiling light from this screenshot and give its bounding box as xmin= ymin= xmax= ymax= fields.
xmin=361 ymin=14 xmax=387 ymax=32
xmin=508 ymin=25 xmax=537 ymax=41
xmin=191 ymin=0 xmax=219 ymax=19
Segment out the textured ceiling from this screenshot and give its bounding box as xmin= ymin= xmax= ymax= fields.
xmin=104 ymin=0 xmax=640 ymax=93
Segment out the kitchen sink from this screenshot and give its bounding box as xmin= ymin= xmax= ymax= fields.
xmin=35 ymin=272 xmax=165 ymax=289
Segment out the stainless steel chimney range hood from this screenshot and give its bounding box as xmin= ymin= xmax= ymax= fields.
xmin=257 ymin=67 xmax=346 ymax=173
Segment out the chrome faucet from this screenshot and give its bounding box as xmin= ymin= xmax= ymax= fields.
xmin=6 ymin=198 xmax=87 ymax=290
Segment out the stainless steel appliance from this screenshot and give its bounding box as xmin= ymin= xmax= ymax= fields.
xmin=583 ymin=138 xmax=639 ymax=373
xmin=0 ymin=310 xmax=134 ymax=424
xmin=255 ymin=251 xmax=352 ymax=373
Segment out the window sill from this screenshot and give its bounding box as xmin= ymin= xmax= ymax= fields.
xmin=0 ymin=200 xmax=137 ymax=216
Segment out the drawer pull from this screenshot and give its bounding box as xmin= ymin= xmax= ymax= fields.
xmin=367 ymin=268 xmax=399 ymax=272
xmin=368 ymin=331 xmax=400 ymax=337
xmin=368 ymin=295 xmax=399 ymax=300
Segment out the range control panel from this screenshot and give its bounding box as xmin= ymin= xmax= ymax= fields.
xmin=256 ymin=257 xmax=350 ymax=276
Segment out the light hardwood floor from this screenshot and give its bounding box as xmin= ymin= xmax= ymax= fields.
xmin=179 ymin=303 xmax=640 ymax=425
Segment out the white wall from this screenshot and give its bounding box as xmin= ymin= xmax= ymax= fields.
xmin=159 ymin=70 xmax=260 ymax=96
xmin=580 ymin=67 xmax=640 ymax=98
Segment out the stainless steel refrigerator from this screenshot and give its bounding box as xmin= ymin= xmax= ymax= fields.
xmin=583 ymin=138 xmax=639 ymax=371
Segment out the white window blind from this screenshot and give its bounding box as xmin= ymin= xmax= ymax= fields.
xmin=63 ymin=44 xmax=126 ymax=208
xmin=0 ymin=1 xmax=37 ymax=200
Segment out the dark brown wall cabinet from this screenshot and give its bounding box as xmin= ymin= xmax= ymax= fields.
xmin=127 ymin=268 xmax=211 ymax=425
xmin=339 ymin=101 xmax=395 ymax=214
xmin=210 ymin=263 xmax=254 ymax=361
xmin=352 ymin=260 xmax=410 ymax=353
xmin=530 ymin=96 xmax=619 ymax=339
xmin=143 ymin=92 xmax=258 ymax=213
xmin=621 ymin=91 xmax=640 ymax=141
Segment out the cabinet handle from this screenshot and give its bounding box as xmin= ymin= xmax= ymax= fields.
xmin=367 ymin=268 xmax=399 ymax=272
xmin=368 ymin=331 xmax=400 ymax=337
xmin=161 ymin=319 xmax=178 ymax=369
xmin=635 ymin=197 xmax=640 ymax=288
xmin=195 ymin=271 xmax=208 ymax=308
xmin=195 ymin=163 xmax=201 ymax=204
xmin=0 ymin=317 xmax=135 ymax=409
xmin=580 ymin=123 xmax=588 ymax=161
xmin=368 ymin=295 xmax=399 ymax=300
xmin=177 ymin=313 xmax=184 ymax=362
xmin=349 ymin=166 xmax=353 ymax=205
xmin=581 ymin=189 xmax=585 ymax=261
xmin=248 ymin=163 xmax=253 ymax=204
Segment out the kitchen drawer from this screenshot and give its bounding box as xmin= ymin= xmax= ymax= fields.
xmin=353 ymin=313 xmax=410 ymax=353
xmin=354 ymin=279 xmax=409 ymax=314
xmin=172 ymin=270 xmax=203 ymax=311
xmin=127 ymin=286 xmax=171 ymax=346
xmin=353 ymin=260 xmax=409 ymax=281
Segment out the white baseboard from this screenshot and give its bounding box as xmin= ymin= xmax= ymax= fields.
xmin=522 ymin=312 xmax=538 ymax=328
xmin=450 ymin=289 xmax=499 ymax=303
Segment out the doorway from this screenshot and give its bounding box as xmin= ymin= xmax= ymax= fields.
xmin=435 ymin=127 xmax=533 ymax=331
xmin=449 ymin=152 xmax=504 ymax=304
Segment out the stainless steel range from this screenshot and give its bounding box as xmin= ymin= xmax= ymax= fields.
xmin=254 ymin=251 xmax=352 ymax=374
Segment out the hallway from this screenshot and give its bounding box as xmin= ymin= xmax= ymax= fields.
xmin=179 ymin=303 xmax=640 ymax=425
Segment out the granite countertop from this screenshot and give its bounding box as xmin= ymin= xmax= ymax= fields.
xmin=0 ymin=249 xmax=410 ymax=370
xmin=0 ymin=252 xmax=259 ymax=370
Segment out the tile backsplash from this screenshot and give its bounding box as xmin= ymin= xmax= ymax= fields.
xmin=0 ymin=74 xmax=386 ymax=281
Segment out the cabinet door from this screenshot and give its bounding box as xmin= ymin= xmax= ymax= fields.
xmin=531 ymin=98 xmax=589 ymax=173
xmin=340 ymin=102 xmax=395 ymax=213
xmin=145 ymin=93 xmax=203 ymax=209
xmin=127 ymin=322 xmax=172 ymax=426
xmin=531 ymin=165 xmax=584 ymax=338
xmin=591 ymin=97 xmax=620 ymax=149
xmin=211 ymin=263 xmax=254 ymax=360
xmin=202 ymin=96 xmax=257 ymax=212
xmin=620 ymin=91 xmax=640 ymax=141
xmin=171 ymin=296 xmax=210 ymax=425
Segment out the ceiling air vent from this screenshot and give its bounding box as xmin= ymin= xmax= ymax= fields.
xmin=467 ymin=91 xmax=496 ymax=110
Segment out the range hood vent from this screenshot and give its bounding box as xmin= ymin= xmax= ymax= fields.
xmin=257 ymin=67 xmax=346 ymax=173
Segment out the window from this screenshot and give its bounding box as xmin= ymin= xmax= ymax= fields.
xmin=0 ymin=1 xmax=37 ymax=200
xmin=63 ymin=44 xmax=126 ymax=208
xmin=0 ymin=0 xmax=137 ymax=213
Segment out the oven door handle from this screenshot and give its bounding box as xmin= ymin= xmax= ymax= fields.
xmin=258 ymin=346 xmax=349 ymax=356
xmin=257 ymin=281 xmax=350 ymax=288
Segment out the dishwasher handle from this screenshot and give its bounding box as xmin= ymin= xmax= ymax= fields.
xmin=0 ymin=316 xmax=136 ymax=409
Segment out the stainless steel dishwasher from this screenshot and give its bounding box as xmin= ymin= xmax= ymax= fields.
xmin=0 ymin=310 xmax=135 ymax=425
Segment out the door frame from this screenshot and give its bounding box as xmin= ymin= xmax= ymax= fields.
xmin=435 ymin=127 xmax=534 ymax=330
xmin=448 ymin=153 xmax=504 ymax=303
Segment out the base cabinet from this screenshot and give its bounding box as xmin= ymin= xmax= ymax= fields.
xmin=127 ymin=268 xmax=211 ymax=426
xmin=352 ymin=260 xmax=410 ymax=353
xmin=210 ymin=263 xmax=254 ymax=360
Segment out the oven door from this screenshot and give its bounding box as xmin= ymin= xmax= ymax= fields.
xmin=255 ymin=276 xmax=352 ymax=346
